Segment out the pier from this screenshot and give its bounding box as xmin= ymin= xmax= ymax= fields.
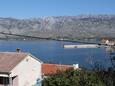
xmin=64 ymin=44 xmax=100 ymax=48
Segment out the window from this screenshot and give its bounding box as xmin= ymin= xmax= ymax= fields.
xmin=0 ymin=77 xmax=9 ymax=85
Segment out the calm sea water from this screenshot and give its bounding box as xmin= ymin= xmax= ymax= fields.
xmin=0 ymin=40 xmax=113 ymax=69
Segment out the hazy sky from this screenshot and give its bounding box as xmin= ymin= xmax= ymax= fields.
xmin=0 ymin=0 xmax=115 ymax=18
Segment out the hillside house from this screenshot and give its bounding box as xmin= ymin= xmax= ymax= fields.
xmin=0 ymin=52 xmax=43 ymax=86
xmin=101 ymin=38 xmax=115 ymax=46
xmin=42 ymin=63 xmax=80 ymax=77
xmin=0 ymin=50 xmax=80 ymax=86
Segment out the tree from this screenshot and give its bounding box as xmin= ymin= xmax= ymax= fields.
xmin=42 ymin=69 xmax=110 ymax=86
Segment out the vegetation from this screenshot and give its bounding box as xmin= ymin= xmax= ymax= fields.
xmin=42 ymin=69 xmax=115 ymax=86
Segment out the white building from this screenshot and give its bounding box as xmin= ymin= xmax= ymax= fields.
xmin=0 ymin=51 xmax=43 ymax=86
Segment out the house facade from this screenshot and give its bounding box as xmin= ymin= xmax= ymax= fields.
xmin=0 ymin=52 xmax=43 ymax=86
xmin=0 ymin=51 xmax=80 ymax=86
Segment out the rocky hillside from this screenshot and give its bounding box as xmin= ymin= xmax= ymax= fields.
xmin=0 ymin=15 xmax=115 ymax=39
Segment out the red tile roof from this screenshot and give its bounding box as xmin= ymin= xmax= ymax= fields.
xmin=42 ymin=63 xmax=74 ymax=76
xmin=0 ymin=52 xmax=28 ymax=73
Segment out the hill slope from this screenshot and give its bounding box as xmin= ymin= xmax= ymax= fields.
xmin=0 ymin=15 xmax=115 ymax=39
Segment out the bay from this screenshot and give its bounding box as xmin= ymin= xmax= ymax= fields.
xmin=0 ymin=40 xmax=113 ymax=69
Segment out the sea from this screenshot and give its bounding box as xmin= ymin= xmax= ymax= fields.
xmin=0 ymin=39 xmax=114 ymax=69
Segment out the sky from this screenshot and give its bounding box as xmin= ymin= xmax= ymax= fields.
xmin=0 ymin=0 xmax=115 ymax=18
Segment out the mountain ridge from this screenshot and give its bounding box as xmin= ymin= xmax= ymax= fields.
xmin=0 ymin=15 xmax=115 ymax=39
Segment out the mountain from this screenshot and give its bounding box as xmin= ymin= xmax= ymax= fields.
xmin=0 ymin=15 xmax=115 ymax=39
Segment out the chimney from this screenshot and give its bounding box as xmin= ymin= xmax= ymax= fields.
xmin=16 ymin=48 xmax=21 ymax=53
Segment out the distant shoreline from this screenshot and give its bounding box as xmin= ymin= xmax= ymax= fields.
xmin=0 ymin=37 xmax=102 ymax=44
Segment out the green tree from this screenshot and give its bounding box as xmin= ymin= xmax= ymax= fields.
xmin=42 ymin=69 xmax=112 ymax=86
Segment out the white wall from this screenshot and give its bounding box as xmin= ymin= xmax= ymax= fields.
xmin=10 ymin=55 xmax=42 ymax=86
